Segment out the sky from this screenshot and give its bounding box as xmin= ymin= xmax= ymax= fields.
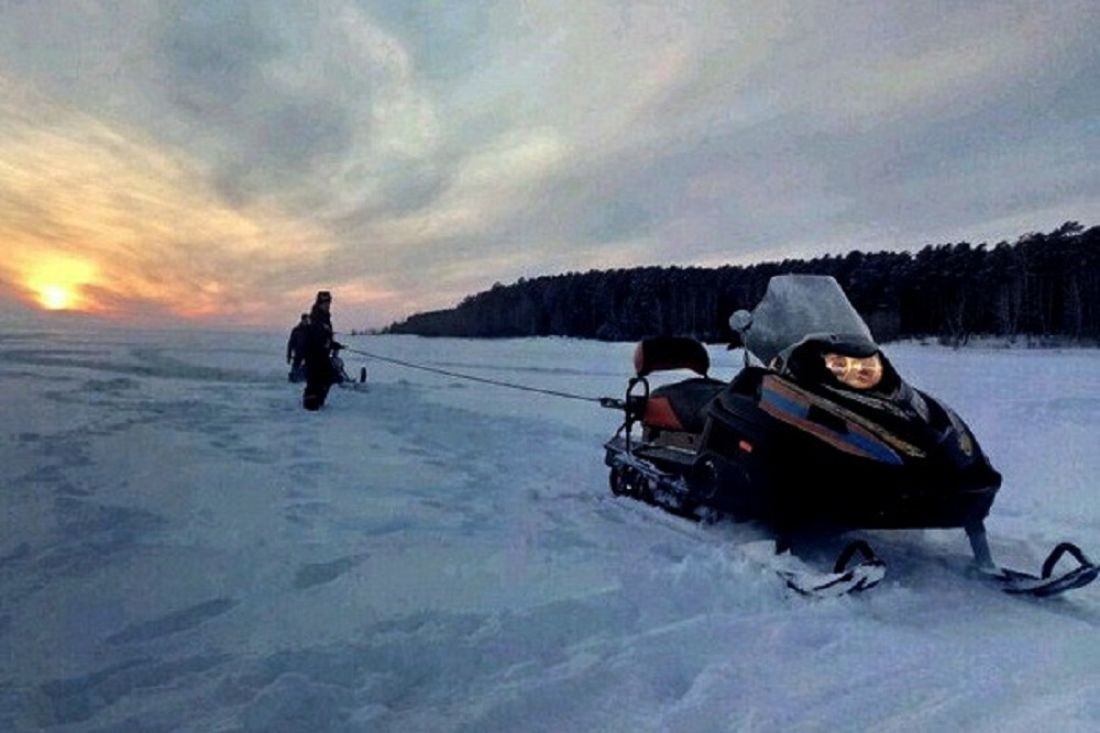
xmin=1 ymin=1 xmax=1098 ymax=330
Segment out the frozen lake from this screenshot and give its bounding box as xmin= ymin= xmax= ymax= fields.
xmin=2 ymin=328 xmax=1099 ymax=731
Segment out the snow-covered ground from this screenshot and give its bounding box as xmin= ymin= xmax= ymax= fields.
xmin=2 ymin=328 xmax=1099 ymax=732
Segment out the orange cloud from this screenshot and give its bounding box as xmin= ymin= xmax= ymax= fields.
xmin=16 ymin=252 xmax=99 ymax=312
xmin=0 ymin=78 xmax=337 ymax=325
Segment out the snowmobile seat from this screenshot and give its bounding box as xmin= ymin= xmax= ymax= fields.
xmin=634 ymin=336 xmax=711 ymax=378
xmin=633 ymin=337 xmax=722 ymax=434
xmin=644 ymin=377 xmax=726 ymax=434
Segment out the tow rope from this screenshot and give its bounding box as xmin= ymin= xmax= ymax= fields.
xmin=338 ymin=345 xmax=607 ymax=404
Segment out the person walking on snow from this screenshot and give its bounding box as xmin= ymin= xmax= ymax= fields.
xmin=286 ymin=313 xmax=310 ymax=382
xmin=302 ymin=291 xmax=343 ymax=411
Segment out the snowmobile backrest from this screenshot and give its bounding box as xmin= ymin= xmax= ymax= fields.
xmin=634 ymin=336 xmax=710 ymax=377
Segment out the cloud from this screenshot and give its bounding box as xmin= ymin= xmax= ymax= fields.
xmin=0 ymin=0 xmax=1097 ymax=326
xmin=0 ymin=77 xmax=340 ymax=323
xmin=152 ymin=1 xmax=443 ymax=218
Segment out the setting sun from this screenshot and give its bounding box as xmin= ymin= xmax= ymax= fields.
xmin=38 ymin=284 xmax=74 ymax=310
xmin=18 ymin=254 xmax=98 ymax=314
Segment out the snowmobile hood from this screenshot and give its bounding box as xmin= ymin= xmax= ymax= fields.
xmin=744 ymin=275 xmax=875 ymax=366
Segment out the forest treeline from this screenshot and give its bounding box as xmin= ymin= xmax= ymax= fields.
xmin=385 ymin=222 xmax=1100 ymax=344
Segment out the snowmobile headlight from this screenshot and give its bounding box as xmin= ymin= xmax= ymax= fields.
xmin=824 ymin=353 xmax=883 ymax=390
xmin=957 ymin=428 xmax=974 ymax=457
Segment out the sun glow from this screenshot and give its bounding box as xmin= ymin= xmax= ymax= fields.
xmin=20 ymin=255 xmax=98 ymax=314
xmin=39 ymin=284 xmax=74 ymax=310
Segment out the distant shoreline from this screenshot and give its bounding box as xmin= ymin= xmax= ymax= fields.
xmin=386 ymin=223 xmax=1100 ymax=346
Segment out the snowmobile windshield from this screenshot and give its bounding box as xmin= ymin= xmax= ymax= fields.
xmin=744 ymin=275 xmax=875 ymax=365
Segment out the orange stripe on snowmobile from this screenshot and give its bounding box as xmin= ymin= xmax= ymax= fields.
xmin=761 ymin=376 xmax=905 ymax=465
xmin=763 ymin=376 xmax=923 ymax=459
xmin=759 ymin=398 xmax=883 ymax=462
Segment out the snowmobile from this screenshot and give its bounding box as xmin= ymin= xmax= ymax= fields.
xmin=331 ymin=346 xmax=369 ymax=391
xmin=602 ymin=275 xmax=1098 ymax=597
xmin=287 ymin=348 xmax=366 ymax=388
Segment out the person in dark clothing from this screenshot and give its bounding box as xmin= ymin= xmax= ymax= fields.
xmin=302 ymin=291 xmax=343 ymax=411
xmin=286 ymin=313 xmax=310 ymax=382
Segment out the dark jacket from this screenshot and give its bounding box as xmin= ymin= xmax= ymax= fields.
xmin=304 ymin=306 xmax=339 ymax=382
xmin=287 ymin=323 xmax=308 ymax=361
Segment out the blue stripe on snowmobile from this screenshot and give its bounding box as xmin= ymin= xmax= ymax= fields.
xmin=842 ymin=427 xmax=903 ymax=465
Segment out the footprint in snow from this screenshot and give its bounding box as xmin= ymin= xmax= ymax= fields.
xmin=105 ymin=598 xmax=237 ymax=645
xmin=293 ymin=555 xmax=364 ymax=590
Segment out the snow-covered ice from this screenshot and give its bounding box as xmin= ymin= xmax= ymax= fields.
xmin=2 ymin=327 xmax=1099 ymax=732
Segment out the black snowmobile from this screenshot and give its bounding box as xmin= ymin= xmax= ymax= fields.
xmin=288 ymin=348 xmax=366 ymax=388
xmin=603 ymin=275 xmax=1098 ymax=597
xmin=331 ymin=347 xmax=369 ymax=391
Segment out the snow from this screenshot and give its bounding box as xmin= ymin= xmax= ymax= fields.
xmin=2 ymin=327 xmax=1100 ymax=732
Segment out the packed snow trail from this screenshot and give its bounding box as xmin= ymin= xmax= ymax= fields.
xmin=2 ymin=329 xmax=1100 ymax=731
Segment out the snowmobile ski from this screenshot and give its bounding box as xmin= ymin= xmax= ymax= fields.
xmin=966 ymin=523 xmax=1099 ymax=597
xmin=740 ymin=539 xmax=886 ymax=598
